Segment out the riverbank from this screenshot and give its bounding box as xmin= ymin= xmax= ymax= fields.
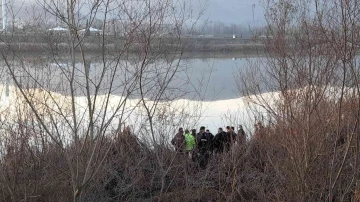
xmin=0 ymin=33 xmax=265 ymax=54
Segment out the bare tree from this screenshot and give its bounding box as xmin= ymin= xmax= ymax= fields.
xmin=238 ymin=0 xmax=360 ymax=201
xmin=0 ymin=0 xmax=206 ymax=201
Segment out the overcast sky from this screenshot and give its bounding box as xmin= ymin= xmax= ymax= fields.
xmin=202 ymin=0 xmax=264 ymax=25
xmin=12 ymin=0 xmax=265 ymax=25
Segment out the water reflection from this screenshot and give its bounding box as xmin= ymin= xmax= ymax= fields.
xmin=0 ymin=56 xmax=259 ymax=101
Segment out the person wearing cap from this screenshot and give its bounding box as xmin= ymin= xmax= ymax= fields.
xmin=171 ymin=127 xmax=185 ymax=153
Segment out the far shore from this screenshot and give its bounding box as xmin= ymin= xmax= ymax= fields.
xmin=0 ymin=44 xmax=265 ymax=60
xmin=0 ymin=34 xmax=265 ymax=58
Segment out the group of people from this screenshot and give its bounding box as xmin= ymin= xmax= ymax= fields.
xmin=171 ymin=125 xmax=246 ymax=169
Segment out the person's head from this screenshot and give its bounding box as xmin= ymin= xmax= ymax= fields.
xmin=123 ymin=125 xmax=131 ymax=135
xmin=226 ymin=126 xmax=230 ymax=132
xmin=200 ymin=126 xmax=205 ymax=132
xmin=185 ymin=129 xmax=189 ymax=134
xmin=206 ymin=129 xmax=210 ymax=133
xmin=179 ymin=127 xmax=184 ymax=133
xmin=191 ymin=129 xmax=196 ymax=134
xmin=218 ymin=127 xmax=223 ymax=133
xmin=231 ymin=126 xmax=235 ymax=131
xmin=239 ymin=125 xmax=243 ymax=130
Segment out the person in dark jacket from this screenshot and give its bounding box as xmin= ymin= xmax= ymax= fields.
xmin=237 ymin=125 xmax=247 ymax=145
xmin=213 ymin=127 xmax=227 ymax=153
xmin=191 ymin=129 xmax=197 ymax=138
xmin=197 ymin=127 xmax=214 ymax=150
xmin=171 ymin=127 xmax=185 ymax=153
xmin=231 ymin=126 xmax=237 ymax=140
xmin=205 ymin=129 xmax=215 ymax=153
xmin=196 ymin=126 xmax=212 ymax=169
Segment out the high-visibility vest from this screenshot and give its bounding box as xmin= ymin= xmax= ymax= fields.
xmin=184 ymin=133 xmax=195 ymax=151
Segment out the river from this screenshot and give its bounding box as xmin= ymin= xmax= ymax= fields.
xmin=0 ymin=54 xmax=268 ymax=138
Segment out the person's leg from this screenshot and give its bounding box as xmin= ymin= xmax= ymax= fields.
xmin=203 ymin=153 xmax=210 ymax=168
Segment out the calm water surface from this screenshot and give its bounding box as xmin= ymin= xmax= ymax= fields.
xmin=0 ymin=55 xmax=258 ymax=101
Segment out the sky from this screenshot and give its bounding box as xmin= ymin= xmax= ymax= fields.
xmin=201 ymin=0 xmax=264 ymax=25
xmin=10 ymin=0 xmax=265 ymax=26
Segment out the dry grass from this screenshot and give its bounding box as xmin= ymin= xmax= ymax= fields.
xmin=0 ymin=111 xmax=356 ymax=202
